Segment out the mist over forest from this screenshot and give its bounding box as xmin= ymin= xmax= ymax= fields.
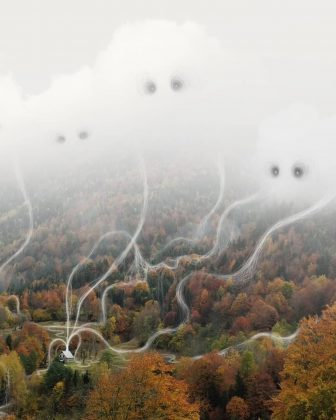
xmin=1 ymin=3 xmax=336 ymax=419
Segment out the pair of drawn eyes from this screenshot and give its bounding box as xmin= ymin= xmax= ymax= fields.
xmin=56 ymin=131 xmax=89 ymax=144
xmin=270 ymin=165 xmax=306 ymax=179
xmin=143 ymin=78 xmax=184 ymax=95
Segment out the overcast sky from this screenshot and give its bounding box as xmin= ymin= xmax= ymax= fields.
xmin=2 ymin=0 xmax=336 ymax=95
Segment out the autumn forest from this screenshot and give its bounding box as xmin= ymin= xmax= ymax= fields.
xmin=0 ymin=156 xmax=333 ymax=420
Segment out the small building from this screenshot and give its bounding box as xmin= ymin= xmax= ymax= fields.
xmin=59 ymin=350 xmax=75 ymax=364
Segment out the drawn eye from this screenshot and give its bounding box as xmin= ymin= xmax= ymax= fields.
xmin=292 ymin=165 xmax=305 ymax=178
xmin=170 ymin=77 xmax=184 ymax=92
xmin=78 ymin=131 xmax=89 ymax=140
xmin=56 ymin=135 xmax=66 ymax=144
xmin=270 ymin=165 xmax=280 ymax=177
xmin=144 ymin=80 xmax=157 ymax=95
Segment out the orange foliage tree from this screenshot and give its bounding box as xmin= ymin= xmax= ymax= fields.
xmin=176 ymin=351 xmax=241 ymax=418
xmin=226 ymin=396 xmax=250 ymax=420
xmin=272 ymin=303 xmax=336 ymax=419
xmin=85 ymin=352 xmax=199 ymax=419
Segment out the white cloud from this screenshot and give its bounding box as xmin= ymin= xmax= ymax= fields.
xmin=256 ymin=103 xmax=336 ymax=204
xmin=6 ymin=20 xmax=279 ymax=169
xmin=0 ymin=74 xmax=23 ymax=125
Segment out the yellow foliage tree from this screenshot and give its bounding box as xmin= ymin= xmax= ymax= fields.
xmin=0 ymin=351 xmax=27 ymax=408
xmin=272 ymin=303 xmax=336 ymax=419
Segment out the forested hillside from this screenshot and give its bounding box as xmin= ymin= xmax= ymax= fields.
xmin=0 ymin=160 xmax=335 ymax=419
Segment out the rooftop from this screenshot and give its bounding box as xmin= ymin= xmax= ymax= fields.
xmin=61 ymin=350 xmax=74 ymax=359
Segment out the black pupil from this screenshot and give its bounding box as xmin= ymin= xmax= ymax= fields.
xmin=171 ymin=79 xmax=183 ymax=91
xmin=56 ymin=135 xmax=66 ymax=144
xmin=294 ymin=167 xmax=303 ymax=178
xmin=271 ymin=166 xmax=279 ymax=177
xmin=145 ymin=81 xmax=156 ymax=94
xmin=79 ymin=131 xmax=88 ymax=140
